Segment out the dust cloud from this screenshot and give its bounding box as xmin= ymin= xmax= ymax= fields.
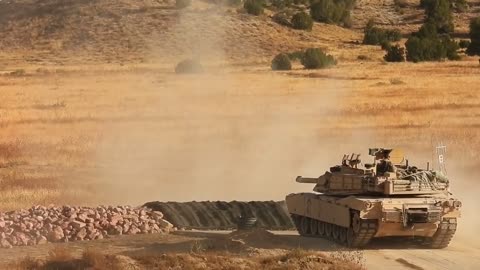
xmin=83 ymin=2 xmax=352 ymax=205
xmin=89 ymin=72 xmax=351 ymax=205
xmin=448 ymin=163 xmax=480 ymax=248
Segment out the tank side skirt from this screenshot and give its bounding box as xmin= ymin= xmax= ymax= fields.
xmin=286 ymin=193 xmax=350 ymax=227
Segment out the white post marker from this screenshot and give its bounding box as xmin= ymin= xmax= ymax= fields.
xmin=436 ymin=144 xmax=447 ymax=175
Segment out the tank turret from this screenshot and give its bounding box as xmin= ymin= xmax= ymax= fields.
xmin=296 ymin=148 xmax=449 ymax=195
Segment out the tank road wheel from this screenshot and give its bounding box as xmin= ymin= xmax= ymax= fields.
xmin=310 ymin=219 xmax=319 ymax=236
xmin=300 ymin=216 xmax=311 ymax=236
xmin=351 ymin=212 xmax=361 ymax=233
xmin=338 ymin=227 xmax=347 ymax=244
xmin=427 ymin=218 xmax=457 ymax=249
xmin=332 ymin=225 xmax=340 ymax=241
xmin=317 ymin=221 xmax=326 ymax=237
xmin=291 ymin=215 xmax=301 ymax=229
xmin=346 ymin=212 xmax=378 ymax=248
xmin=347 ymin=228 xmax=354 ymax=246
xmin=324 ymin=223 xmax=333 ymax=239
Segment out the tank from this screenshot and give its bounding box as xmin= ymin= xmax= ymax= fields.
xmin=285 ymin=148 xmax=461 ymax=248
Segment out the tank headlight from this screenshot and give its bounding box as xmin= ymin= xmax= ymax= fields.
xmin=453 ymin=201 xmax=462 ymax=208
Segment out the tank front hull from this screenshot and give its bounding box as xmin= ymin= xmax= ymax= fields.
xmin=285 ymin=192 xmax=461 ymax=248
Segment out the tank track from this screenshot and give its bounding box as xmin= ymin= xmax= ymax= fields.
xmin=424 ymin=218 xmax=457 ymax=249
xmin=291 ymin=213 xmax=378 ymax=248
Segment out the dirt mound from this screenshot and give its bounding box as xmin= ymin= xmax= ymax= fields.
xmin=225 ymin=229 xmax=292 ymax=249
xmin=143 ymin=201 xmax=294 ymax=230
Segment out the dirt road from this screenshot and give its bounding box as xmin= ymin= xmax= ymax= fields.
xmin=1 ymin=230 xmax=478 ymax=269
xmin=269 ymin=231 xmax=480 ymax=270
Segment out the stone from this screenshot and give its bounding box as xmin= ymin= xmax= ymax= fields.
xmin=0 ymin=238 xmax=12 ymax=248
xmin=71 ymin=221 xmax=86 ymax=230
xmin=151 ymin=211 xmax=164 ymax=219
xmin=0 ymin=205 xmax=174 ymax=248
xmin=128 ymin=227 xmax=140 ymax=235
xmin=14 ymin=232 xmax=29 ymax=246
xmin=75 ymin=214 xmax=85 ymax=222
xmin=157 ymin=219 xmax=174 ymax=230
xmin=48 ymin=226 xmax=64 ymax=242
xmin=109 ymin=215 xmax=123 ymax=226
xmin=36 ymin=236 xmax=48 ymax=245
xmin=76 ymin=228 xmax=87 ymax=240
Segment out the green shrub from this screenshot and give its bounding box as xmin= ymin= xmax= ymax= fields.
xmin=175 ymin=59 xmax=204 ymax=74
xmin=467 ymin=17 xmax=480 ymax=56
xmin=394 ymin=0 xmax=408 ymax=8
xmin=452 ymin=0 xmax=468 ymax=12
xmin=272 ymin=0 xmax=293 ymax=8
xmin=291 ymin=12 xmax=313 ymax=30
xmin=244 ymin=0 xmax=264 ymax=15
xmin=380 ymin=40 xmax=391 ymax=50
xmin=301 ymin=48 xmax=337 ymax=69
xmin=271 ymin=54 xmax=292 ymax=70
xmin=363 ymin=20 xmax=402 ymax=45
xmin=384 ymin=45 xmax=405 ymax=62
xmin=176 ymin=0 xmax=192 ymax=9
xmin=225 ymin=0 xmax=242 ymax=6
xmin=405 ymin=35 xmax=458 ymax=62
xmin=420 ymin=0 xmax=454 ymax=34
xmin=273 ymin=12 xmax=292 ymax=27
xmin=458 ymin=40 xmax=470 ymax=49
xmin=293 ymin=0 xmax=309 ymax=4
xmin=310 ymin=0 xmax=355 ymax=27
xmin=357 ymin=55 xmax=369 ymax=60
xmin=287 ymin=51 xmax=305 ymax=61
xmin=9 ymin=69 xmax=27 ymax=76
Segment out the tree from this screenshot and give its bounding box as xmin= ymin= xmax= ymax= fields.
xmin=291 ymin=12 xmax=314 ymax=30
xmin=421 ymin=0 xmax=454 ymax=34
xmin=384 ymin=45 xmax=405 ymax=62
xmin=244 ymin=0 xmax=264 ymax=15
xmin=271 ymin=54 xmax=292 ymax=70
xmin=467 ymin=17 xmax=480 ymax=55
xmin=363 ymin=19 xmax=402 ymax=45
xmin=301 ymin=48 xmax=337 ymax=69
xmin=310 ymin=0 xmax=355 ymax=27
xmin=272 ymin=0 xmax=293 ymax=8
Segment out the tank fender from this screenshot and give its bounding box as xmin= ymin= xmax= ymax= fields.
xmin=336 ymin=196 xmax=371 ymax=211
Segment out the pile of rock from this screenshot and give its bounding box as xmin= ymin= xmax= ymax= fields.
xmin=0 ymin=205 xmax=174 ymax=248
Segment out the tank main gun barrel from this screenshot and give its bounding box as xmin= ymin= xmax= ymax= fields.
xmin=296 ymin=176 xmax=318 ymax=184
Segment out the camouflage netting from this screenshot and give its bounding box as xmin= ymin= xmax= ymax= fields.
xmin=397 ymin=169 xmax=449 ymax=190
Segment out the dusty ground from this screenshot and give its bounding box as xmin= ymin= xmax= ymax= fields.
xmin=0 ymin=230 xmax=479 ymax=269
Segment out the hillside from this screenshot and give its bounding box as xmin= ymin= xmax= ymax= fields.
xmin=0 ymin=0 xmax=479 ymax=65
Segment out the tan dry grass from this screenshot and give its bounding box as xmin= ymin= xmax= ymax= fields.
xmin=0 ymin=59 xmax=478 ymax=207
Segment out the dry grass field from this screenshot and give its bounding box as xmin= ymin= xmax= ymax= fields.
xmin=0 ymin=59 xmax=478 ymax=209
xmin=0 ymin=0 xmax=480 ymax=268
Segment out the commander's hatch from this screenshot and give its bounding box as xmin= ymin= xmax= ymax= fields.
xmin=368 ymin=148 xmax=405 ymax=165
xmin=389 ymin=149 xmax=405 ymax=165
